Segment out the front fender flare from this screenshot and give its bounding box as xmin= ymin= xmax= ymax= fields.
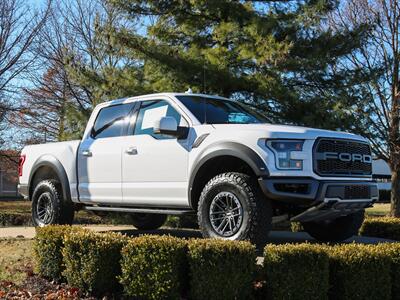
xmin=188 ymin=142 xmax=269 ymax=208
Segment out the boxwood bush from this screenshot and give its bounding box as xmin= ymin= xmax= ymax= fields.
xmin=377 ymin=243 xmax=400 ymax=300
xmin=328 ymin=244 xmax=391 ymax=300
xmin=187 ymin=239 xmax=256 ymax=300
xmin=62 ymin=231 xmax=127 ymax=295
xmin=34 ymin=225 xmax=85 ymax=281
xmin=263 ymin=243 xmax=329 ymax=300
xmin=359 ymin=217 xmax=400 ymax=240
xmin=119 ymin=235 xmax=187 ymax=300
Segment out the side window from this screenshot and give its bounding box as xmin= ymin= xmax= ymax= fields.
xmin=91 ymin=103 xmax=134 ymax=139
xmin=134 ymin=100 xmax=187 ymax=138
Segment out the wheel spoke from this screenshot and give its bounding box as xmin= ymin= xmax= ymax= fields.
xmin=210 ymin=210 xmax=225 ymax=215
xmin=221 ymin=219 xmax=229 ymax=233
xmin=228 ymin=218 xmax=233 ymax=232
xmin=215 ymin=200 xmax=226 ymax=210
xmin=211 ymin=215 xmax=225 ymax=221
xmin=209 ymin=191 xmax=243 ymax=237
xmin=216 ymin=218 xmax=227 ymax=231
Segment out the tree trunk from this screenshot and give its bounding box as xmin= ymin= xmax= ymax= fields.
xmin=390 ymin=163 xmax=400 ymax=217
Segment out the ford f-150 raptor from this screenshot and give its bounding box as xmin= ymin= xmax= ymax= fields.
xmin=18 ymin=93 xmax=378 ymax=246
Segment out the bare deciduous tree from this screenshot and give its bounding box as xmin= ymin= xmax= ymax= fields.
xmin=0 ymin=0 xmax=50 ymax=148
xmin=12 ymin=0 xmax=138 ymax=142
xmin=330 ymin=0 xmax=400 ymax=216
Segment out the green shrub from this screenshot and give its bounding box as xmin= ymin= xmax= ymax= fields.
xmin=328 ymin=244 xmax=391 ymax=300
xmin=119 ymin=235 xmax=187 ymax=300
xmin=359 ymin=217 xmax=400 ymax=240
xmin=290 ymin=222 xmax=304 ymax=232
xmin=33 ymin=225 xmax=84 ymax=281
xmin=188 ymin=239 xmax=256 ymax=300
xmin=62 ymin=231 xmax=127 ymax=295
xmin=0 ymin=212 xmax=32 ymax=226
xmin=263 ymin=243 xmax=329 ymax=300
xmin=165 ymin=215 xmax=199 ymax=229
xmin=377 ymin=243 xmax=400 ymax=300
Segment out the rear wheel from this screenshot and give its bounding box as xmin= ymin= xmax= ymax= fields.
xmin=32 ymin=179 xmax=74 ymax=227
xmin=130 ymin=213 xmax=167 ymax=230
xmin=198 ymin=172 xmax=272 ymax=248
xmin=301 ymin=210 xmax=365 ymax=242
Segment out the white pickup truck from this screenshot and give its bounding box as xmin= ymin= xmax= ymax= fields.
xmin=18 ymin=93 xmax=378 ymax=246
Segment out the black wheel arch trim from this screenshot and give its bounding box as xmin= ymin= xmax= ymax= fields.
xmin=28 ymin=155 xmax=71 ymax=202
xmin=188 ymin=141 xmax=269 ymax=209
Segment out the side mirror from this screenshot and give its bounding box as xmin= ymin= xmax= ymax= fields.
xmin=153 ymin=116 xmax=178 ymax=136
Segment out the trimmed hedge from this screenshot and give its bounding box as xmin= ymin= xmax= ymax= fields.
xmin=62 ymin=231 xmax=127 ymax=295
xmin=377 ymin=243 xmax=400 ymax=300
xmin=34 ymin=225 xmax=400 ymax=299
xmin=119 ymin=235 xmax=187 ymax=300
xmin=0 ymin=212 xmax=32 ymax=226
xmin=263 ymin=244 xmax=329 ymax=300
xmin=33 ymin=225 xmax=85 ymax=280
xmin=187 ymin=239 xmax=256 ymax=300
xmin=328 ymin=244 xmax=392 ymax=300
xmin=359 ymin=217 xmax=400 ymax=240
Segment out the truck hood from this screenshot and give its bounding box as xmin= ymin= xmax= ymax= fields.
xmin=211 ymin=123 xmax=367 ymax=141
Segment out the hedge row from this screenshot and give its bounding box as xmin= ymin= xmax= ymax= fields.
xmin=360 ymin=217 xmax=400 ymax=240
xmin=290 ymin=217 xmax=400 ymax=241
xmin=34 ymin=226 xmax=400 ymax=299
xmin=34 ymin=226 xmax=256 ymax=299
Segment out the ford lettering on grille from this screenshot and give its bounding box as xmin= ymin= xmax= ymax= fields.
xmin=318 ymin=152 xmax=372 ymax=163
xmin=314 ymin=139 xmax=372 ymax=177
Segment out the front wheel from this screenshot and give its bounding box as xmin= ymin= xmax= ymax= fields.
xmin=32 ymin=179 xmax=74 ymax=227
xmin=198 ymin=172 xmax=272 ymax=248
xmin=301 ymin=210 xmax=365 ymax=242
xmin=130 ymin=213 xmax=167 ymax=230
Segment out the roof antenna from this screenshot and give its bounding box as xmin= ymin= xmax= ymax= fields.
xmin=203 ymin=61 xmax=206 ymax=93
xmin=185 ymin=88 xmax=193 ymax=94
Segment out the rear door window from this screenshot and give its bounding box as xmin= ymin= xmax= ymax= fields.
xmin=91 ymin=103 xmax=135 ymax=139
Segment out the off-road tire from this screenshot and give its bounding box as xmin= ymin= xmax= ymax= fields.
xmin=130 ymin=213 xmax=167 ymax=230
xmin=198 ymin=172 xmax=272 ymax=248
xmin=301 ymin=210 xmax=365 ymax=242
xmin=32 ymin=179 xmax=74 ymax=227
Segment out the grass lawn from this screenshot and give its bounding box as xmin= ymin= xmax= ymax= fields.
xmin=0 ymin=238 xmax=33 ymax=284
xmin=0 ymin=200 xmax=103 ymax=225
xmin=0 ymin=200 xmax=31 ymax=214
xmin=366 ymin=203 xmax=390 ymax=217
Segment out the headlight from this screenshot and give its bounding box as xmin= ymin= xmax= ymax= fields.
xmin=266 ymin=140 xmax=305 ymax=170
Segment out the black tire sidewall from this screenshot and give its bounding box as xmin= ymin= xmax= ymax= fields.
xmin=302 ymin=210 xmax=365 ymax=242
xmin=199 ymin=179 xmax=253 ymax=241
xmin=130 ymin=213 xmax=167 ymax=230
xmin=32 ymin=181 xmax=62 ymax=227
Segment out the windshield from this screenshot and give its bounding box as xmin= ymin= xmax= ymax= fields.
xmin=176 ymin=96 xmax=267 ymax=124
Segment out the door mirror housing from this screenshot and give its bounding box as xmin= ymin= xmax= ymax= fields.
xmin=154 ymin=116 xmax=189 ymax=139
xmin=154 ymin=116 xmax=178 ymax=135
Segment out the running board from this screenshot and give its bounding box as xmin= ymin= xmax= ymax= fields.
xmin=83 ymin=206 xmax=194 ymax=215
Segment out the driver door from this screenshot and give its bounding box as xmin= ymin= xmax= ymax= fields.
xmin=121 ymin=99 xmax=190 ymax=207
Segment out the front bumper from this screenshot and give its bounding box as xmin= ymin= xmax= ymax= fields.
xmin=258 ymin=177 xmax=378 ymax=222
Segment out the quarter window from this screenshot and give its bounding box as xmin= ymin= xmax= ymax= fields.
xmin=91 ymin=103 xmax=134 ymax=139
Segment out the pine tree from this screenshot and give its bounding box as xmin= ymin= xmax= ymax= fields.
xmin=109 ymin=0 xmax=369 ymax=128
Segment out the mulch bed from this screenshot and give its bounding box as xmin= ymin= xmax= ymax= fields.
xmin=0 ymin=277 xmax=96 ymax=300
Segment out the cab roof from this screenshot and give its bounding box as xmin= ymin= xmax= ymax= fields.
xmin=99 ymin=92 xmax=228 ymax=108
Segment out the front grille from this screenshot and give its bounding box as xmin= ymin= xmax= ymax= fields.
xmin=344 ymin=185 xmax=370 ymax=199
xmin=314 ymin=138 xmax=372 ymax=177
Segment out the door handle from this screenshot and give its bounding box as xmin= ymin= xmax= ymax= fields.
xmin=82 ymin=150 xmax=92 ymax=157
xmin=125 ymin=147 xmax=138 ymax=155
